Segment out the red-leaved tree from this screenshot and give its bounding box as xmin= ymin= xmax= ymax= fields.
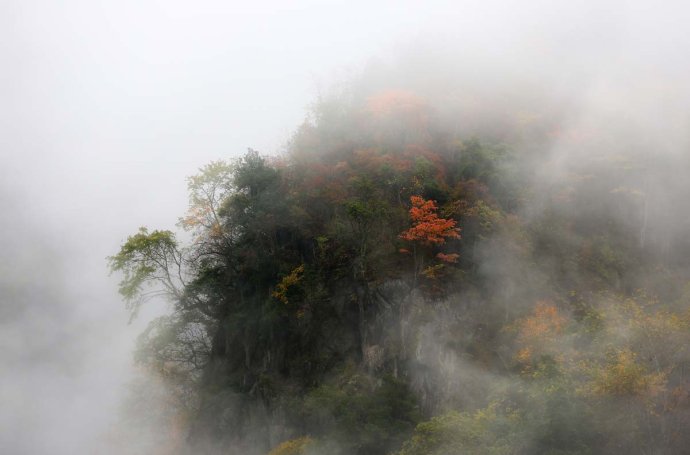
xmin=399 ymin=195 xmax=461 ymax=288
xmin=400 ymin=196 xmax=460 ymax=245
xmin=396 ymin=195 xmax=460 ymax=363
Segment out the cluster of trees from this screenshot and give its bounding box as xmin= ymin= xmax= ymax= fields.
xmin=111 ymin=90 xmax=690 ymax=454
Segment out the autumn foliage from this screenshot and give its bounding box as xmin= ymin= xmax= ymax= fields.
xmin=400 ymin=196 xmax=460 ymax=246
xmin=109 ymin=83 xmax=690 ymax=455
xmin=516 ymin=300 xmax=567 ymax=345
xmin=366 ymin=90 xmax=429 ymax=124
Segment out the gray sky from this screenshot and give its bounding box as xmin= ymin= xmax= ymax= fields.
xmin=1 ymin=0 xmax=689 ymax=453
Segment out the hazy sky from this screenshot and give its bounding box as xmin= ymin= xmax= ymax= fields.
xmin=2 ymin=1 xmax=689 ymax=453
xmin=0 ymin=2 xmax=449 ymax=453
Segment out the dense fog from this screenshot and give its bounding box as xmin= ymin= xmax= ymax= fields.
xmin=2 ymin=1 xmax=690 ymax=454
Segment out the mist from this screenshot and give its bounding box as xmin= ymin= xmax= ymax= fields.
xmin=3 ymin=1 xmax=690 ymax=454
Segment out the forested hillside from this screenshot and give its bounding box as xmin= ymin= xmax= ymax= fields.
xmin=111 ymin=87 xmax=690 ymax=455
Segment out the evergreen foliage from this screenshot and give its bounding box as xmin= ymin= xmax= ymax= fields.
xmin=111 ymin=89 xmax=690 ymax=454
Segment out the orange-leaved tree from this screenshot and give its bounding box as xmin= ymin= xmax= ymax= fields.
xmin=400 ymin=196 xmax=460 ymax=245
xmin=399 ymin=195 xmax=460 ymax=286
xmin=396 ymin=195 xmax=460 ymax=362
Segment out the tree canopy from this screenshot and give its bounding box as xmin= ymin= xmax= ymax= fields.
xmin=111 ymin=89 xmax=690 ymax=455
